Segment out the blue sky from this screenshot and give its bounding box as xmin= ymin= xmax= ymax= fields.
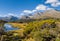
xmin=0 ymin=0 xmax=60 ymax=16
xmin=0 ymin=0 xmax=42 ymax=15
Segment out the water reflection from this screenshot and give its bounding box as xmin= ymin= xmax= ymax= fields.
xmin=4 ymin=24 xmax=19 ymax=31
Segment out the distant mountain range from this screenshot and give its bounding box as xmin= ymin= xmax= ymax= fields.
xmin=0 ymin=10 xmax=60 ymax=22
xmin=0 ymin=15 xmax=19 ymax=22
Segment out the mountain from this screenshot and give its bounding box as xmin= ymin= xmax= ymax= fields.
xmin=20 ymin=15 xmax=30 ymax=19
xmin=31 ymin=12 xmax=43 ymax=19
xmin=28 ymin=10 xmax=60 ymax=19
xmin=40 ymin=10 xmax=60 ymax=19
xmin=0 ymin=10 xmax=60 ymax=22
xmin=0 ymin=15 xmax=19 ymax=22
xmin=9 ymin=15 xmax=19 ymax=21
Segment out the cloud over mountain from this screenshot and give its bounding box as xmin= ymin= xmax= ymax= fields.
xmin=23 ymin=10 xmax=32 ymax=14
xmin=45 ymin=0 xmax=60 ymax=7
xmin=22 ymin=4 xmax=53 ymax=16
xmin=36 ymin=4 xmax=47 ymax=10
xmin=21 ymin=0 xmax=60 ymax=17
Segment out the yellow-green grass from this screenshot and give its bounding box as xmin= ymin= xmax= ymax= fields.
xmin=8 ymin=23 xmax=27 ymax=29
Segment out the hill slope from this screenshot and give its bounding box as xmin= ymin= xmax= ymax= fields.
xmin=5 ymin=19 xmax=60 ymax=41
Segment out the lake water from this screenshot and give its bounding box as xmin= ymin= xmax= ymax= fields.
xmin=4 ymin=24 xmax=19 ymax=31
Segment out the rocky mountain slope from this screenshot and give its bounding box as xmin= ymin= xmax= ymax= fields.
xmin=29 ymin=10 xmax=60 ymax=19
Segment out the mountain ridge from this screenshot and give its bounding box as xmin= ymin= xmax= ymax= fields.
xmin=0 ymin=10 xmax=60 ymax=22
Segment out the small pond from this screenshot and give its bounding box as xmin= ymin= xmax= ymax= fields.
xmin=4 ymin=24 xmax=19 ymax=32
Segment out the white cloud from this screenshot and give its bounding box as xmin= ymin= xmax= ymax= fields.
xmin=45 ymin=0 xmax=58 ymax=3
xmin=22 ymin=4 xmax=54 ymax=14
xmin=51 ymin=2 xmax=60 ymax=7
xmin=1 ymin=13 xmax=15 ymax=17
xmin=23 ymin=10 xmax=37 ymax=14
xmin=36 ymin=4 xmax=47 ymax=10
xmin=8 ymin=13 xmax=14 ymax=16
xmin=35 ymin=4 xmax=54 ymax=11
xmin=32 ymin=10 xmax=37 ymax=12
xmin=0 ymin=15 xmax=8 ymax=17
xmin=47 ymin=8 xmax=54 ymax=10
xmin=7 ymin=13 xmax=20 ymax=17
xmin=23 ymin=10 xmax=32 ymax=13
xmin=57 ymin=2 xmax=60 ymax=5
xmin=45 ymin=0 xmax=60 ymax=7
xmin=0 ymin=15 xmax=2 ymax=17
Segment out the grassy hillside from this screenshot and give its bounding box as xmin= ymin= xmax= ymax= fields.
xmin=8 ymin=23 xmax=27 ymax=29
xmin=1 ymin=19 xmax=60 ymax=41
